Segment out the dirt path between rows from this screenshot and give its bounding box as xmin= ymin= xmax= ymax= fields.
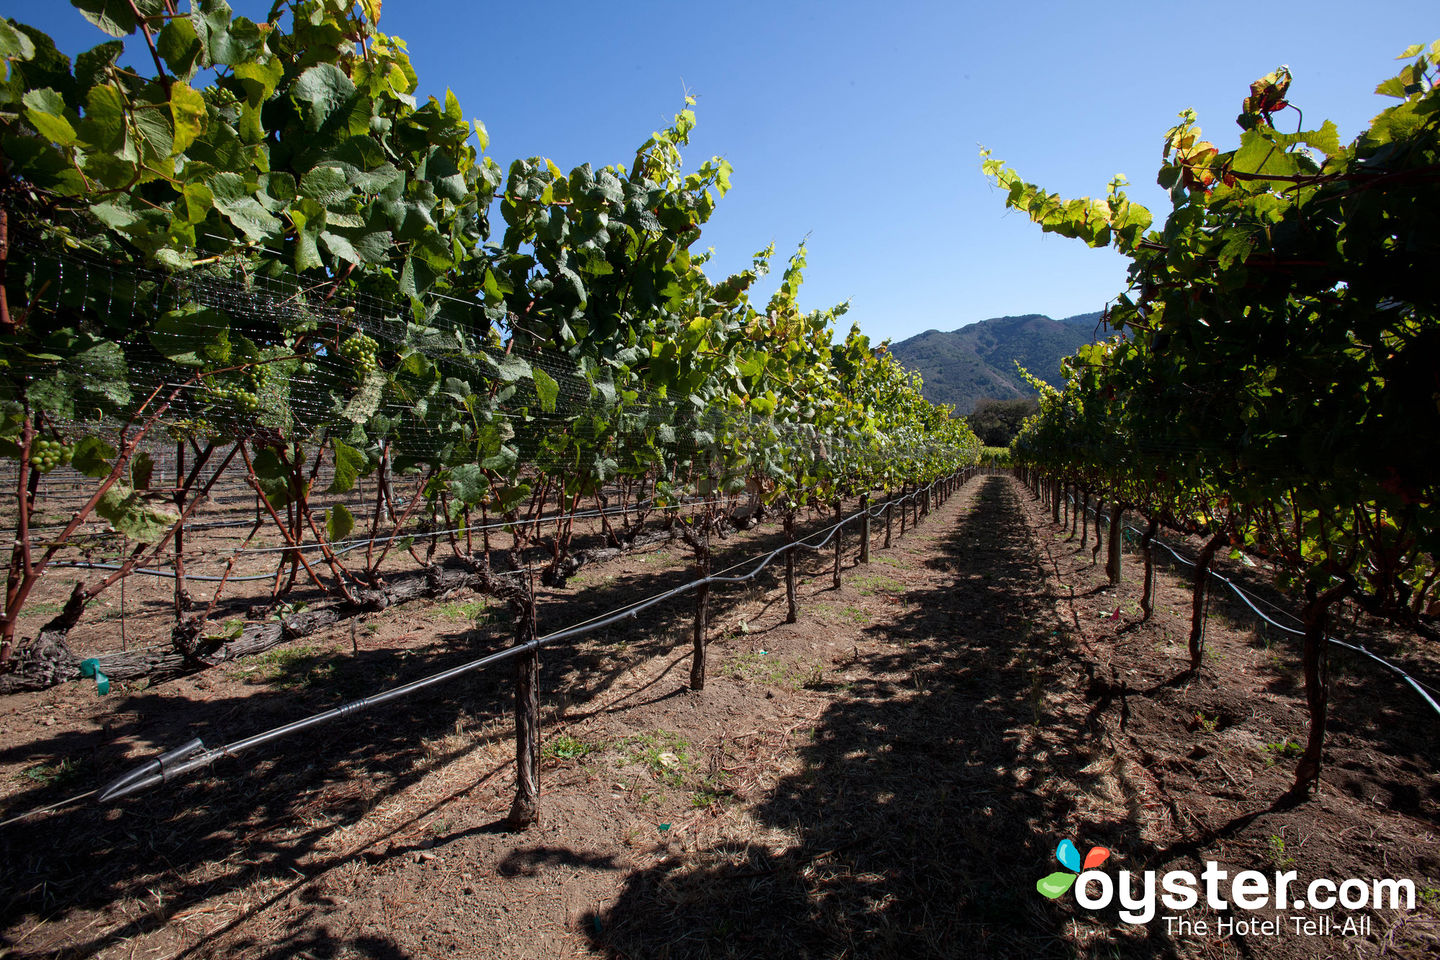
xmin=3 ymin=474 xmax=1438 ymax=959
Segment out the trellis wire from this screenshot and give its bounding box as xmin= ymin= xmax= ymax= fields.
xmin=91 ymin=474 xmax=957 ymax=803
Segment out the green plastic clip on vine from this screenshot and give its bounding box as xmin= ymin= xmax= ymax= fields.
xmin=78 ymin=658 xmax=109 ymax=695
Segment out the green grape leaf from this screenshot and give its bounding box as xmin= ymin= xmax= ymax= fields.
xmin=22 ymin=87 xmax=78 ymax=146
xmin=1375 ymin=76 xmax=1410 ymax=99
xmin=179 ymin=181 xmax=214 ymax=223
xmin=326 ymin=438 xmax=366 ymax=493
xmin=234 ymin=53 xmax=284 ymax=101
xmin=81 ymin=339 xmax=132 ymax=410
xmin=79 ymin=82 xmax=127 ymax=152
xmin=203 ymin=12 xmax=267 ymax=68
xmin=299 ymin=163 xmax=352 ymax=206
xmin=494 ymin=482 xmax=531 ymax=513
xmin=97 ymin=485 xmax=180 ymax=544
xmin=448 ymin=463 xmax=489 ymax=505
xmin=320 ymin=230 xmax=364 ymax=265
xmin=209 ymin=172 xmax=283 ymax=241
xmin=71 ymin=0 xmax=139 ymax=39
xmin=532 ymin=366 xmax=559 ymax=413
xmin=71 ymin=436 xmax=117 ymax=478
xmin=482 ymin=445 xmax=518 ymax=473
xmin=347 ymin=229 xmax=393 ymax=263
xmin=150 ymin=304 xmax=231 ymax=367
xmin=325 ymin=503 xmax=355 ymax=542
xmin=343 ymin=370 xmax=387 ymax=424
xmin=250 ymin=446 xmax=288 ymax=480
xmin=1295 ymin=120 xmax=1341 ymax=158
xmin=169 ymin=80 xmax=207 ymax=153
xmin=0 ymin=18 xmax=38 ymax=60
xmin=129 ymin=451 xmax=154 ymax=490
xmin=250 ymin=447 xmax=292 ymax=508
xmin=290 ymin=209 xmax=323 ymax=272
xmin=488 ymin=353 xmax=531 ymax=383
xmin=292 ymin=62 xmax=357 ymax=132
xmin=157 ymin=17 xmax=202 ymax=79
xmin=131 ymin=92 xmax=174 ymax=159
xmin=73 ymin=38 xmax=123 ymax=90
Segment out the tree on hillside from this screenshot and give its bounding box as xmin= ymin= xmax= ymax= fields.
xmin=966 ymin=397 xmax=1038 ymax=447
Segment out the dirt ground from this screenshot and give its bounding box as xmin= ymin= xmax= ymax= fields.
xmin=1 ymin=473 xmax=1438 ymax=959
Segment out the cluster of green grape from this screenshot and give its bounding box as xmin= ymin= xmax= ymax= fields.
xmin=31 ymin=437 xmax=71 ymax=473
xmin=205 ymin=381 xmax=261 ymax=414
xmin=167 ymin=417 xmax=218 ymax=440
xmin=337 ymin=333 xmax=380 ymax=373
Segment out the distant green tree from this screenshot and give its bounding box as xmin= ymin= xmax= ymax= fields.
xmin=966 ymin=397 xmax=1038 ymax=447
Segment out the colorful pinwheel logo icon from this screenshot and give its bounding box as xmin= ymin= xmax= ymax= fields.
xmin=1036 ymin=839 xmax=1111 ymax=899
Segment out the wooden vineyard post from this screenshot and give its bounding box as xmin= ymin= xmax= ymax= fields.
xmin=884 ymin=494 xmax=893 ymax=548
xmin=1188 ymin=531 xmax=1228 ymax=671
xmin=831 ymin=500 xmax=843 ymax=589
xmin=1139 ymin=516 xmax=1160 ymax=620
xmin=1106 ymin=502 xmax=1124 ymax=586
xmin=508 ymin=573 xmax=541 ymax=828
xmin=859 ymin=492 xmax=871 ymax=564
xmin=1092 ymin=499 xmax=1104 ymax=564
xmin=173 ymin=440 xmax=189 ymax=618
xmin=785 ymin=510 xmax=798 ymax=624
xmin=690 ymin=516 xmax=711 ymax=691
xmin=899 ymin=484 xmax=908 ymax=537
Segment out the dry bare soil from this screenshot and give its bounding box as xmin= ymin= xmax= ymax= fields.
xmin=2 ymin=474 xmax=1438 ymax=959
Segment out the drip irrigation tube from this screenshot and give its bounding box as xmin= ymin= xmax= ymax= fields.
xmin=1064 ymin=492 xmax=1440 ymax=720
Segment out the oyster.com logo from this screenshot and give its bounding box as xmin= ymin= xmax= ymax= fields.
xmin=1033 ymin=835 xmax=1416 ymax=935
xmin=1037 ymin=839 xmax=1110 ymax=899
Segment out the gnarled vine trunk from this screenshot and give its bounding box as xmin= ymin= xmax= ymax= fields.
xmin=1188 ymin=531 xmax=1229 ymax=672
xmin=1291 ymin=579 xmax=1354 ymax=796
xmin=1139 ymin=516 xmax=1160 ymax=620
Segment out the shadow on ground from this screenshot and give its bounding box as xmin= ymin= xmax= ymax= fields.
xmin=585 ymin=476 xmax=1186 ymax=959
xmin=0 ymin=501 xmax=879 ymax=959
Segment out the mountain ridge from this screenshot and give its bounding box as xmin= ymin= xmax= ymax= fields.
xmin=888 ymin=311 xmax=1104 ymax=414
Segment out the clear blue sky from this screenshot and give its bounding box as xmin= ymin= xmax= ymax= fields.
xmin=7 ymin=1 xmax=1437 ymax=344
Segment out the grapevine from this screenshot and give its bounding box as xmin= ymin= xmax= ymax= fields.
xmin=985 ymin=41 xmax=1440 ymax=794
xmin=0 ymin=1 xmax=983 ymax=830
xmin=0 ymin=1 xmax=978 ymax=695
